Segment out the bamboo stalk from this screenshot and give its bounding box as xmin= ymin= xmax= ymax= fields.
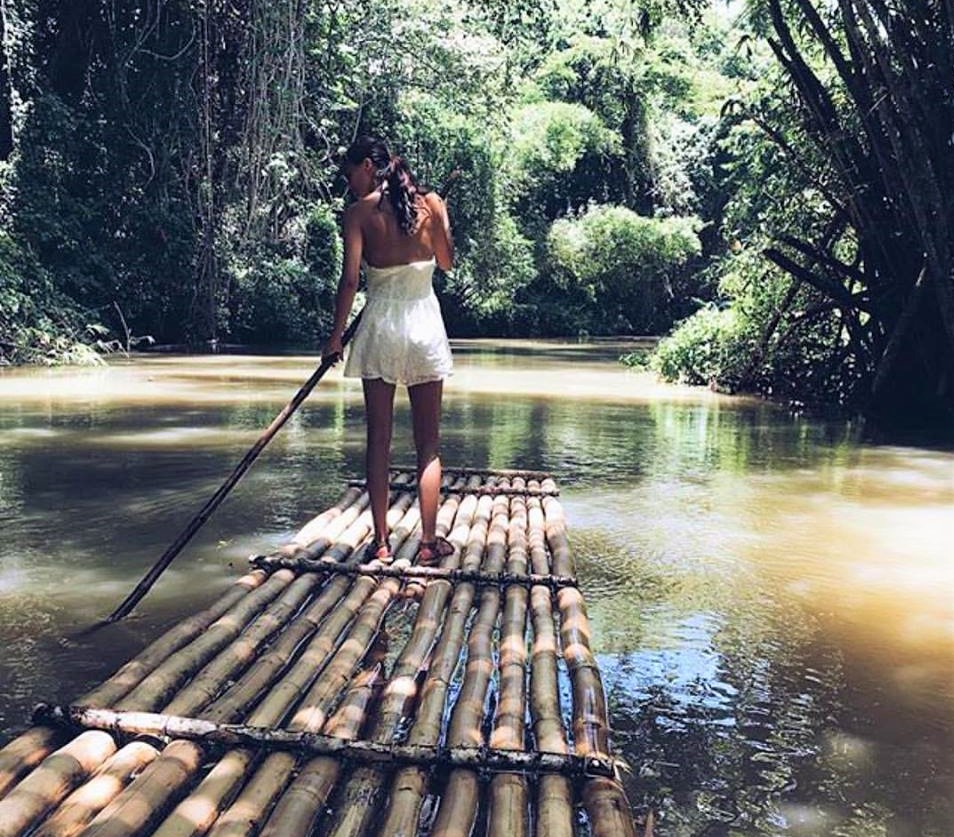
xmin=112 ymin=569 xmax=300 ymax=712
xmin=0 ymin=730 xmax=118 ymax=837
xmin=542 ymin=487 xmax=637 ymax=837
xmin=377 ymin=487 xmax=500 ymax=836
xmin=250 ymin=555 xmax=578 ymax=590
xmin=489 ymin=481 xmax=529 ymax=837
xmin=31 ymin=742 xmax=159 ymax=837
xmin=526 ymin=490 xmax=574 ymax=837
xmin=321 ymin=476 xmax=489 ymax=837
xmin=258 ymin=665 xmax=382 ymax=837
xmin=32 ymin=707 xmax=613 ymax=777
xmin=429 ymin=487 xmax=511 ymax=837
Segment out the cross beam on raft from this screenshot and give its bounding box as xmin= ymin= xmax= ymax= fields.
xmin=248 ymin=554 xmax=580 ymax=590
xmin=346 ymin=479 xmax=561 ymax=497
xmin=32 ymin=705 xmax=618 ymax=780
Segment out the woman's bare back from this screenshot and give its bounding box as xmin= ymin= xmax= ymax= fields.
xmin=356 ymin=189 xmax=453 ymax=271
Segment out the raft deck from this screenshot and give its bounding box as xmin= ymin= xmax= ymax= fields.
xmin=0 ymin=467 xmax=636 ymax=837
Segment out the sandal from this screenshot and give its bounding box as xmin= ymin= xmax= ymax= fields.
xmin=416 ymin=535 xmax=455 ymax=567
xmin=365 ymin=539 xmax=392 ymax=563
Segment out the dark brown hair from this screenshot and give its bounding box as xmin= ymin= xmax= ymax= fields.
xmin=344 ymin=135 xmax=424 ymax=235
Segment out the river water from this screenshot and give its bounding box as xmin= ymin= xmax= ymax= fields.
xmin=0 ymin=340 xmax=951 ymax=836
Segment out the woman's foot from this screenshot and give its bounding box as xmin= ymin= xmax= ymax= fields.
xmin=416 ymin=535 xmax=454 ymax=567
xmin=365 ymin=539 xmax=392 ymax=563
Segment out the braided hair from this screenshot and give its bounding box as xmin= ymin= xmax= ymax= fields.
xmin=344 ymin=136 xmax=423 ymax=235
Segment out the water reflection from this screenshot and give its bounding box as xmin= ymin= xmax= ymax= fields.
xmin=0 ymin=340 xmax=952 ymax=835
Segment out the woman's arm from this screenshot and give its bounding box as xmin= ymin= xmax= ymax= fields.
xmin=322 ymin=205 xmax=363 ymax=362
xmin=426 ymin=191 xmax=454 ymax=272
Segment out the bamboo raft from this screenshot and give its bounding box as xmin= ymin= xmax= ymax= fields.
xmin=0 ymin=467 xmax=637 ymax=837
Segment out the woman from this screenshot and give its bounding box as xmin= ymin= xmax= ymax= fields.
xmin=322 ymin=136 xmax=455 ymax=565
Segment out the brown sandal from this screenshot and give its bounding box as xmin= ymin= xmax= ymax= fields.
xmin=416 ymin=535 xmax=454 ymax=567
xmin=365 ymin=539 xmax=392 ymax=563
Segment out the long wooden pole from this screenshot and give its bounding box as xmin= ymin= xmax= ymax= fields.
xmin=542 ymin=483 xmax=637 ymax=837
xmin=102 ymin=314 xmax=365 ymax=624
xmin=488 ymin=482 xmax=530 ymax=837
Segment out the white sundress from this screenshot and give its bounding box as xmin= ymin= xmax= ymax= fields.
xmin=343 ymin=257 xmax=453 ymax=386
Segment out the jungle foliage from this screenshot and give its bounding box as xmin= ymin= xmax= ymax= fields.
xmin=1 ymin=0 xmax=951 ymax=422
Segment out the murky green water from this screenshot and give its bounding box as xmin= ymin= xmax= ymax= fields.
xmin=0 ymin=340 xmax=952 ymax=835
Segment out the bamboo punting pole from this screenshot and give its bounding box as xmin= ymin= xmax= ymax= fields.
xmin=488 ymin=481 xmax=529 ymax=837
xmin=525 ymin=490 xmax=574 ymax=837
xmin=542 ymin=484 xmax=637 ymax=837
xmin=103 ymin=314 xmax=366 ymax=625
xmin=321 ymin=476 xmax=488 ymax=837
xmin=429 ymin=485 xmax=512 ymax=837
xmin=32 ymin=707 xmax=615 ymax=778
xmin=31 ymin=741 xmax=159 ymax=837
xmin=258 ymin=664 xmax=381 ymax=837
xmin=15 ymin=486 xmax=407 ymax=837
xmin=377 ymin=487 xmax=499 ymax=836
xmin=250 ymin=555 xmax=578 ymax=590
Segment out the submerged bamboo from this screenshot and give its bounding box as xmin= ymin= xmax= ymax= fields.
xmin=488 ymin=482 xmax=529 ymax=837
xmin=542 ymin=485 xmax=636 ymax=837
xmin=526 ymin=490 xmax=574 ymax=837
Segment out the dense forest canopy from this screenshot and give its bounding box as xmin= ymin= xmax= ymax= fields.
xmin=1 ymin=0 xmax=952 ymax=426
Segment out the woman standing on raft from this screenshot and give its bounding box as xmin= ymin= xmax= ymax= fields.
xmin=322 ymin=136 xmax=455 ymax=565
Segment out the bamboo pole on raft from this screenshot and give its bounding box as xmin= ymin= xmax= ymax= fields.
xmin=525 ymin=488 xmax=574 ymax=837
xmin=488 ymin=480 xmax=529 ymax=837
xmin=542 ymin=480 xmax=637 ymax=837
xmin=428 ymin=486 xmax=512 ymax=837
xmin=321 ymin=476 xmax=491 ymax=837
xmin=376 ymin=487 xmax=500 ymax=836
xmin=0 ymin=484 xmax=388 ymax=835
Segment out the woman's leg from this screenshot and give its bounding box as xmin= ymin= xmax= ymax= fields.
xmin=363 ymin=377 xmax=396 ymax=546
xmin=408 ymin=379 xmax=443 ymax=544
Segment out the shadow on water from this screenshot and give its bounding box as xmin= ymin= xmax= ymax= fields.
xmin=0 ymin=340 xmax=951 ymax=835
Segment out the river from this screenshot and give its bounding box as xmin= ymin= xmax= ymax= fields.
xmin=0 ymin=340 xmax=951 ymax=835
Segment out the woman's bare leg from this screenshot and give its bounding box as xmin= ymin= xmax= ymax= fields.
xmin=408 ymin=379 xmax=443 ymax=543
xmin=363 ymin=377 xmax=396 ymax=546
